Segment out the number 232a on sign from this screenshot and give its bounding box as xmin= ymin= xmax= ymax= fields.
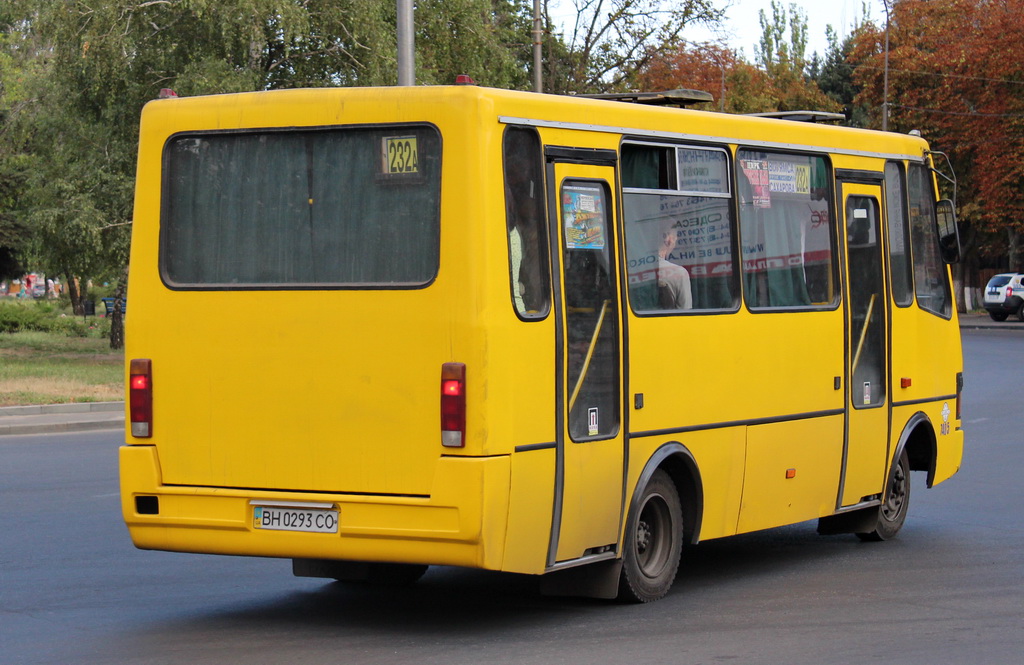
xmin=383 ymin=136 xmax=419 ymax=175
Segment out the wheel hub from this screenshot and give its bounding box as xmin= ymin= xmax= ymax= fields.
xmin=636 ymin=519 xmax=651 ymax=553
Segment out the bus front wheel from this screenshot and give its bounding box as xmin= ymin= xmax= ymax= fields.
xmin=618 ymin=469 xmax=683 ymax=602
xmin=857 ymin=450 xmax=911 ymax=542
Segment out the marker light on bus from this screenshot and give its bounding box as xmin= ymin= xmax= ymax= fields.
xmin=441 ymin=362 xmax=466 ymax=447
xmin=956 ymin=372 xmax=964 ymax=421
xmin=129 ymin=358 xmax=153 ymax=438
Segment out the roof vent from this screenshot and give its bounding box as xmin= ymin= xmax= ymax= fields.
xmin=746 ymin=110 xmax=846 ymax=123
xmin=578 ymin=88 xmax=714 ymax=108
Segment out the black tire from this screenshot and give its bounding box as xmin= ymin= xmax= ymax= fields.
xmin=989 ymin=311 xmax=1009 ymax=321
xmin=857 ymin=449 xmax=910 ymax=542
xmin=618 ymin=469 xmax=683 ymax=602
xmin=1017 ymin=303 xmax=1024 ymax=322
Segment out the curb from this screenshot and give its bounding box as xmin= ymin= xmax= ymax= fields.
xmin=0 ymin=401 xmax=124 ymax=417
xmin=0 ymin=402 xmax=125 ymax=437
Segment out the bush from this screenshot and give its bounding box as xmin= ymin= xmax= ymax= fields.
xmin=0 ymin=301 xmax=47 ymax=333
xmin=0 ymin=300 xmax=95 ymax=336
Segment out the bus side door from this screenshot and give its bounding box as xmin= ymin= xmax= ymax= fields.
xmin=839 ymin=178 xmax=891 ymax=506
xmin=546 ymin=151 xmax=626 ymax=565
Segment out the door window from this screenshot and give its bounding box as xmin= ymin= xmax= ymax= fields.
xmin=560 ymin=180 xmax=620 ymax=440
xmin=846 ymin=195 xmax=886 ymax=408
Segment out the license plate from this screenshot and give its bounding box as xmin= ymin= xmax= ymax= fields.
xmin=252 ymin=503 xmax=338 ymax=533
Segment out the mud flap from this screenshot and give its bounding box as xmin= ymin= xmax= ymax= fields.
xmin=539 ymin=559 xmax=623 ymax=599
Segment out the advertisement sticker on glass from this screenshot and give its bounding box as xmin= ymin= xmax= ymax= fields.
xmin=563 ymin=184 xmax=607 ymax=249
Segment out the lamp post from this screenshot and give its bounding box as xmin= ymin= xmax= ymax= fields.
xmin=397 ymin=0 xmax=414 ymax=86
xmin=533 ymin=0 xmax=543 ymax=92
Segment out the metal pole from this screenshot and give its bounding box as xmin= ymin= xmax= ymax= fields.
xmin=397 ymin=0 xmax=414 ymax=86
xmin=533 ymin=0 xmax=543 ymax=92
xmin=882 ymin=0 xmax=891 ymax=131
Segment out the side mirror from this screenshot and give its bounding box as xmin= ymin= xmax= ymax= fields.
xmin=935 ymin=199 xmax=960 ymax=264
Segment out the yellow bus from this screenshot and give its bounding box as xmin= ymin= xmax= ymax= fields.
xmin=121 ymin=84 xmax=964 ymax=602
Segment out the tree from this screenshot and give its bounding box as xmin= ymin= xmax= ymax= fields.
xmin=753 ymin=1 xmax=840 ymax=112
xmin=637 ymin=42 xmax=777 ymax=113
xmin=2 ymin=0 xmax=545 ymax=347
xmin=0 ymin=0 xmax=36 ymax=281
xmin=814 ymin=25 xmax=870 ymax=127
xmin=850 ymin=0 xmax=1024 ymax=281
xmin=553 ymin=0 xmax=722 ymax=94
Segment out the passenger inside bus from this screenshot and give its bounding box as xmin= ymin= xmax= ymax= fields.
xmin=656 ymin=227 xmax=692 ymax=310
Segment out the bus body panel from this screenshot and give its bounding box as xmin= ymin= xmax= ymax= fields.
xmin=625 ymin=429 xmax=745 ymax=542
xmin=121 ymin=444 xmax=512 ymax=569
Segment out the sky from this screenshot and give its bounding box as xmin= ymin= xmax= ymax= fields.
xmin=691 ymin=0 xmax=888 ymax=60
xmin=549 ymin=0 xmax=889 ymax=62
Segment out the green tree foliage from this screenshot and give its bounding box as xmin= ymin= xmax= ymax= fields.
xmin=813 ymin=25 xmax=870 ymax=127
xmin=0 ymin=0 xmax=543 ymax=345
xmin=0 ymin=0 xmax=35 ymax=280
xmin=753 ymin=1 xmax=839 ymax=112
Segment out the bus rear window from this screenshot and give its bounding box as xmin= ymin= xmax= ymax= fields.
xmin=161 ymin=125 xmax=441 ymax=288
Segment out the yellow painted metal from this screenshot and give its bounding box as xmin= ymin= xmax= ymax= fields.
xmin=552 ymin=163 xmax=625 ymax=563
xmin=122 ymin=85 xmax=963 ymax=577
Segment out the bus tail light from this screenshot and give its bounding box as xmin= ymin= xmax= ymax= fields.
xmin=130 ymin=358 xmax=153 ymax=438
xmin=441 ymin=363 xmax=466 ymax=447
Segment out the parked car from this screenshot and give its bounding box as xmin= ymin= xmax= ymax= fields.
xmin=983 ymin=272 xmax=1024 ymax=321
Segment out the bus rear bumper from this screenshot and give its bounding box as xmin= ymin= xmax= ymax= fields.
xmin=119 ymin=445 xmax=511 ymax=570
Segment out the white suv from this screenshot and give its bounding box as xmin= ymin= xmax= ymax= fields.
xmin=983 ymin=272 xmax=1024 ymax=321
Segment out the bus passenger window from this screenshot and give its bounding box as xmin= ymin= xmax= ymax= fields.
xmin=622 ymin=142 xmax=737 ymax=312
xmin=885 ymin=162 xmax=913 ymax=306
xmin=907 ymin=164 xmax=952 ymax=317
xmin=503 ymin=127 xmax=550 ymax=318
xmin=737 ymin=150 xmax=835 ymax=309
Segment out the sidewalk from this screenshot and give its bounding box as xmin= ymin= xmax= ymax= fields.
xmin=958 ymin=310 xmax=1024 ymax=330
xmin=0 ymin=401 xmax=124 ymax=436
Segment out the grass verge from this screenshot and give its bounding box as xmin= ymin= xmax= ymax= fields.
xmin=0 ymin=331 xmax=123 ymax=406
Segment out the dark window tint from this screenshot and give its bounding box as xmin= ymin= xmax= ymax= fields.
xmin=504 ymin=127 xmax=550 ymax=317
xmin=162 ymin=126 xmax=441 ymax=288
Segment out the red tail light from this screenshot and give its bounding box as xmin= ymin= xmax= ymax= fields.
xmin=1008 ymin=287 xmax=1014 ymax=298
xmin=441 ymin=363 xmax=466 ymax=447
xmin=129 ymin=358 xmax=153 ymax=438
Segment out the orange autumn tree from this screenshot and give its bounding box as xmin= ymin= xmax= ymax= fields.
xmin=636 ymin=40 xmax=839 ymax=113
xmin=636 ymin=1 xmax=839 ymax=114
xmin=851 ymin=0 xmax=1024 ymax=270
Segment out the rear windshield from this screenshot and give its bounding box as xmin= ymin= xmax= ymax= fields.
xmin=988 ymin=275 xmax=1013 ymax=288
xmin=161 ymin=125 xmax=441 ymax=288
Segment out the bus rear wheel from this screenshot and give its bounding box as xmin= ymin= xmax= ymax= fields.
xmin=857 ymin=449 xmax=910 ymax=542
xmin=618 ymin=469 xmax=683 ymax=603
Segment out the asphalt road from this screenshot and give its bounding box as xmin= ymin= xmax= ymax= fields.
xmin=2 ymin=328 xmax=1022 ymax=665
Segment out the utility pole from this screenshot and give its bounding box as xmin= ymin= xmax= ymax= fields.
xmin=882 ymin=0 xmax=891 ymax=131
xmin=397 ymin=0 xmax=414 ymax=86
xmin=533 ymin=0 xmax=543 ymax=92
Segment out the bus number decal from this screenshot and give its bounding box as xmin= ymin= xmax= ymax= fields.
xmin=383 ymin=136 xmax=419 ymax=175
